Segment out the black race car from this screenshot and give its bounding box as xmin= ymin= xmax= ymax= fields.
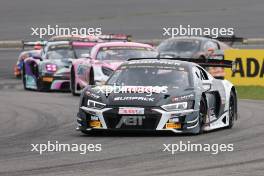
xmin=76 ymin=58 xmax=238 ymax=134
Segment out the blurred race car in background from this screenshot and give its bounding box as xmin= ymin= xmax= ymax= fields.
xmin=22 ymin=40 xmax=97 ymax=91
xmin=157 ymin=36 xmax=243 ymax=79
xmin=76 ymin=58 xmax=238 ymax=134
xmin=157 ymin=36 xmax=230 ymax=59
xmin=14 ymin=35 xmax=97 ymax=78
xmin=21 ymin=34 xmax=134 ymax=91
xmin=15 ymin=34 xmax=131 ymax=78
xmin=14 ymin=41 xmax=45 ymax=78
xmin=70 ymin=41 xmax=158 ymax=95
xmin=22 ymin=41 xmax=74 ymax=91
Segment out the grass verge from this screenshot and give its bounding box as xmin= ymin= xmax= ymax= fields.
xmin=236 ymin=86 xmax=264 ymax=100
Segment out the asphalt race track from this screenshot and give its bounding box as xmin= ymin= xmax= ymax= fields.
xmin=0 ymin=50 xmax=264 ymax=176
xmin=1 ymin=0 xmax=264 ymax=175
xmin=1 ymin=0 xmax=264 ymax=40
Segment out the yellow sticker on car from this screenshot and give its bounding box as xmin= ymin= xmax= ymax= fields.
xmin=89 ymin=120 xmax=101 ymax=128
xmin=166 ymin=123 xmax=181 ymax=129
xmin=42 ymin=77 xmax=53 ymax=82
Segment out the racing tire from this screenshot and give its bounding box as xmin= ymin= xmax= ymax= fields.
xmin=22 ymin=65 xmax=29 ymax=90
xmin=70 ymin=68 xmax=78 ymax=96
xmin=197 ymin=96 xmax=207 ymax=134
xmin=89 ymin=69 xmax=95 ymax=85
xmin=34 ymin=66 xmax=49 ymax=92
xmin=227 ymin=91 xmax=236 ymax=129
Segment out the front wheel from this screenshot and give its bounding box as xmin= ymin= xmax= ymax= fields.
xmin=22 ymin=65 xmax=29 ymax=90
xmin=89 ymin=69 xmax=95 ymax=85
xmin=227 ymin=91 xmax=236 ymax=129
xmin=197 ymin=96 xmax=207 ymax=134
xmin=71 ymin=69 xmax=78 ymax=96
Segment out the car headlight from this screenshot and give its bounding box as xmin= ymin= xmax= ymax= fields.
xmin=161 ymin=102 xmax=188 ymax=111
xmin=45 ymin=64 xmax=57 ymax=72
xmin=87 ymin=99 xmax=106 ymax=109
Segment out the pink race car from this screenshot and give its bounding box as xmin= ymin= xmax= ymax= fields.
xmin=70 ymin=41 xmax=158 ymax=95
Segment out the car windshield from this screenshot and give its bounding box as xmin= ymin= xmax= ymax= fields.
xmin=158 ymin=39 xmax=201 ymax=53
xmin=97 ymin=47 xmax=158 ymax=60
xmin=74 ymin=46 xmax=93 ymax=58
xmin=107 ymin=66 xmax=191 ymax=88
xmin=47 ymin=45 xmax=75 ymax=60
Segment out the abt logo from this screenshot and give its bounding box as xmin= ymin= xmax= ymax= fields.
xmin=116 ymin=116 xmax=145 ymax=128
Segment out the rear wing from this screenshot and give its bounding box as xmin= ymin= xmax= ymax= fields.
xmin=204 ymin=35 xmax=244 ymax=46
xmin=48 ymin=35 xmax=100 ymax=42
xmin=128 ymin=57 xmax=236 ymax=70
xmin=22 ymin=40 xmax=46 ymax=50
xmin=99 ymin=34 xmax=132 ymax=42
xmin=173 ymin=58 xmax=235 ymax=68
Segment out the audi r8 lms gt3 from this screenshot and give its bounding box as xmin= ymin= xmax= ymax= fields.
xmin=70 ymin=42 xmax=158 ymax=95
xmin=76 ymin=58 xmax=238 ymax=134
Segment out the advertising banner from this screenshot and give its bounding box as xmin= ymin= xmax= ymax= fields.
xmin=225 ymin=49 xmax=264 ymax=86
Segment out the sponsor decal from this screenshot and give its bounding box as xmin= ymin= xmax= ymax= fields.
xmin=118 ymin=107 xmax=144 ymax=115
xmin=114 ymin=97 xmax=154 ymax=102
xmin=89 ymin=120 xmax=101 ymax=128
xmin=225 ymin=49 xmax=264 ymax=86
xmin=166 ymin=122 xmax=181 ymax=129
xmin=172 ymin=94 xmax=194 ymax=102
xmin=102 ymin=47 xmax=149 ymax=50
xmin=42 ymin=77 xmax=53 ymax=82
xmin=91 ymin=115 xmax=99 ymax=120
xmin=116 ymin=116 xmax=145 ymax=128
xmin=85 ymin=91 xmax=100 ymax=99
xmin=128 ymin=60 xmax=181 ymax=66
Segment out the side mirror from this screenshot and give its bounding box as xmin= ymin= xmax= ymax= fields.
xmin=202 ymin=81 xmax=212 ymax=92
xmin=80 ymin=53 xmax=91 ymax=58
xmin=209 ymin=50 xmax=224 ymax=60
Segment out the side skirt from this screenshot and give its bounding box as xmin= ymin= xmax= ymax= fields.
xmin=203 ymin=111 xmax=229 ymax=131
